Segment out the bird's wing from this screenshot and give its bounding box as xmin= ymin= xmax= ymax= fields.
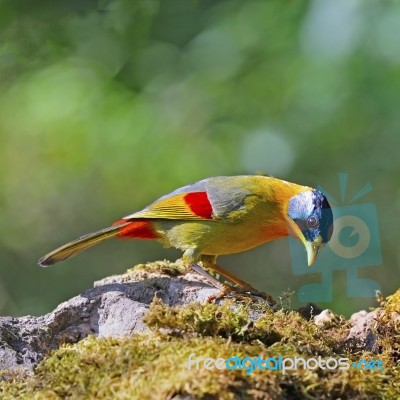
xmin=121 ymin=176 xmax=259 ymax=223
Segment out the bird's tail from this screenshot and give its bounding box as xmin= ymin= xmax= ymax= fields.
xmin=38 ymin=222 xmax=131 ymax=267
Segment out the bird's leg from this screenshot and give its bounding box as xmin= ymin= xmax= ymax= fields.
xmin=189 ymin=263 xmax=232 ymax=299
xmin=183 ymin=251 xmax=275 ymax=304
xmin=201 ymin=255 xmax=276 ymax=305
xmin=189 ymin=263 xmax=226 ymax=289
xmin=183 ymin=250 xmax=234 ymax=300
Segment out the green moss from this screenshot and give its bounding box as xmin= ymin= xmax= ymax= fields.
xmin=0 ymin=370 xmax=31 ymax=400
xmin=376 ymin=289 xmax=400 ymax=367
xmin=380 ymin=289 xmax=400 ymax=314
xmin=127 ymin=259 xmax=187 ymax=278
xmin=144 ymin=297 xmax=340 ymax=353
xmin=1 ymin=330 xmax=399 ymax=399
xmin=1 ymin=265 xmax=399 ymax=399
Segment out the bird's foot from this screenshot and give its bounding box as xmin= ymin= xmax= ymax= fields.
xmin=206 ymin=283 xmax=235 ymax=303
xmin=207 ymin=283 xmax=276 ymax=307
xmin=190 ymin=262 xmax=276 ymax=306
xmin=244 ymin=288 xmax=276 ymax=306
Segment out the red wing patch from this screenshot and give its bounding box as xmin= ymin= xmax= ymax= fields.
xmin=116 ymin=220 xmax=158 ymax=239
xmin=183 ymin=191 xmax=213 ymax=219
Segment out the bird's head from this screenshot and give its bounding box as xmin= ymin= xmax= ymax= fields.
xmin=286 ymin=189 xmax=333 ymax=266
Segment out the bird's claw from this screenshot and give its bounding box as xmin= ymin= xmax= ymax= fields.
xmin=246 ymin=288 xmax=276 ymax=306
xmin=206 ymin=283 xmax=234 ymax=303
xmin=206 ymin=283 xmax=276 ymax=307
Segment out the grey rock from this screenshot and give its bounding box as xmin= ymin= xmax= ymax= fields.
xmin=343 ymin=309 xmax=379 ymax=352
xmin=313 ymin=309 xmax=338 ymax=327
xmin=0 ymin=344 xmax=19 ymax=370
xmin=0 ymin=268 xmax=219 ymax=371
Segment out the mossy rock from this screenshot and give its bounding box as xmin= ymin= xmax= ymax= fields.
xmin=0 ymin=262 xmax=399 ymax=399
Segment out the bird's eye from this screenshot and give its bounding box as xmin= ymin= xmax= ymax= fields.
xmin=307 ymin=216 xmax=318 ymax=228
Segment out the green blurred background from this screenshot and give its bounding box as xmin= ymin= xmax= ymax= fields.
xmin=0 ymin=0 xmax=399 ymax=317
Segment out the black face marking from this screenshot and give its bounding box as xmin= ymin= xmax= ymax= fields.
xmin=287 ymin=190 xmax=333 ymax=244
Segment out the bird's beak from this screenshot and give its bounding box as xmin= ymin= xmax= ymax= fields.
xmin=286 ymin=219 xmax=323 ymax=266
xmin=304 ymin=240 xmax=320 ymax=266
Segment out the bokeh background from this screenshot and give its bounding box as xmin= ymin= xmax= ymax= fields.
xmin=0 ymin=0 xmax=399 ymax=317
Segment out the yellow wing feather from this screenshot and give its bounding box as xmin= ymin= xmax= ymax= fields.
xmin=124 ymin=193 xmax=213 ymax=221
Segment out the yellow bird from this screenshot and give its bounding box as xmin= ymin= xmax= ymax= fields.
xmin=39 ymin=175 xmax=333 ymax=300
